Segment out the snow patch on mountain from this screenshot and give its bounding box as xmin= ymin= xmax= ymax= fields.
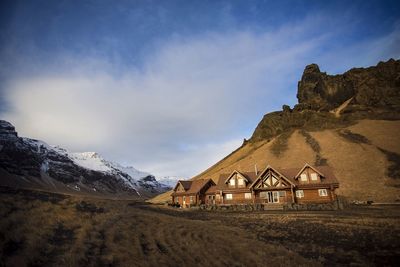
xmin=156 ymin=176 xmax=181 ymax=188
xmin=68 ymin=152 xmax=171 ymax=191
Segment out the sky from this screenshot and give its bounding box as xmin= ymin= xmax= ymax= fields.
xmin=0 ymin=0 xmax=399 ymax=178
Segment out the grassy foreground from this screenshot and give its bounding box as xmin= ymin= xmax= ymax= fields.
xmin=1 ymin=187 xmax=399 ymax=266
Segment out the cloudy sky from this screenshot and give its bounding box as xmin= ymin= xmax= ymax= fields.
xmin=0 ymin=0 xmax=399 ymax=178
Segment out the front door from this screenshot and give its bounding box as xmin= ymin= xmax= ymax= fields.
xmin=267 ymin=191 xmax=279 ymax=203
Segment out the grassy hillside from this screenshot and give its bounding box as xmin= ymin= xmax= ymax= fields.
xmin=151 ymin=119 xmax=400 ymax=203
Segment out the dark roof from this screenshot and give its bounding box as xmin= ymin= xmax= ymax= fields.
xmin=172 ymin=179 xmax=214 ymax=196
xmin=179 ymin=180 xmax=192 ymax=190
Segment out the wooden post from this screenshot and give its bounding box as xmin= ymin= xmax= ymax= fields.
xmin=291 ymin=185 xmax=295 ymax=203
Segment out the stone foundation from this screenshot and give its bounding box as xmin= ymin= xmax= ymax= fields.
xmin=197 ymin=199 xmax=344 ymax=211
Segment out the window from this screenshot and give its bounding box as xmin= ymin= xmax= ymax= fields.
xmin=279 ymin=191 xmax=286 ymax=197
xmin=183 ymin=196 xmax=186 ymax=202
xmin=296 ymin=190 xmax=304 ymax=198
xmin=300 ymin=174 xmax=308 ymax=181
xmin=176 ymin=197 xmax=179 ymax=203
xmin=229 ymin=178 xmax=235 ymax=186
xmin=318 ymin=189 xmax=328 ymax=196
xmin=311 ymin=173 xmax=318 ymax=181
xmin=244 ymin=193 xmax=252 ymax=199
xmin=238 ymin=178 xmax=244 ymax=186
xmin=190 ymin=196 xmax=194 ymax=203
xmin=225 ymin=194 xmax=233 ymax=200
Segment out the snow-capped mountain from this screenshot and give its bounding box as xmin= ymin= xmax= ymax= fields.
xmin=69 ymin=152 xmax=171 ymax=193
xmin=156 ymin=176 xmax=181 ymax=188
xmin=0 ymin=120 xmax=170 ymax=198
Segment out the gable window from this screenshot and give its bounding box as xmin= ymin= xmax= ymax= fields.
xmin=229 ymin=178 xmax=235 ymax=186
xmin=311 ymin=173 xmax=318 ymax=181
xmin=318 ymin=189 xmax=328 ymax=196
xmin=225 ymin=193 xmax=233 ymax=200
xmin=244 ymin=193 xmax=252 ymax=199
xmin=300 ymin=174 xmax=308 ymax=182
xmin=296 ymin=190 xmax=304 ymax=198
xmin=190 ymin=196 xmax=194 ymax=203
xmin=238 ymin=178 xmax=244 ymax=186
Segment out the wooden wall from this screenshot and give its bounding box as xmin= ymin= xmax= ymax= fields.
xmin=295 ymin=188 xmax=335 ymax=204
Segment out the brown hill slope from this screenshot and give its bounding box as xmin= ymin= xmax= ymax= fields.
xmin=151 ymin=59 xmax=400 ymax=203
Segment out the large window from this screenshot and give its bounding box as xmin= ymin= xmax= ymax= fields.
xmin=300 ymin=174 xmax=308 ymax=181
xmin=225 ymin=194 xmax=233 ymax=200
xmin=296 ymin=190 xmax=304 ymax=198
xmin=244 ymin=193 xmax=252 ymax=199
xmin=311 ymin=173 xmax=318 ymax=181
xmin=318 ymin=189 xmax=328 ymax=196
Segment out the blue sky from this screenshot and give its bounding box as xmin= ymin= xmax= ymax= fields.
xmin=0 ymin=0 xmax=399 ymax=177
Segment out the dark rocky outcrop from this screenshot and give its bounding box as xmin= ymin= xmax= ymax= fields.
xmin=250 ymin=59 xmax=400 ymax=142
xmin=296 ymin=58 xmax=400 ymax=111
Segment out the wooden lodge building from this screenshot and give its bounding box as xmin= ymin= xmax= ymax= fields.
xmin=171 ymin=163 xmax=339 ymax=208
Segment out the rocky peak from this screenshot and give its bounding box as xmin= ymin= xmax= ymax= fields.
xmin=296 ymin=58 xmax=400 ymax=111
xmin=250 ymin=59 xmax=400 ymax=142
xmin=303 ymin=63 xmax=321 ymax=74
xmin=0 ymin=120 xmax=18 ymax=141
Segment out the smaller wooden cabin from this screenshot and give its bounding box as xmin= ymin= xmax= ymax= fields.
xmin=171 ymin=179 xmax=215 ymax=208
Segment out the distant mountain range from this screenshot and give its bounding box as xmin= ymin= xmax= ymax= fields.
xmin=0 ymin=120 xmax=172 ymax=198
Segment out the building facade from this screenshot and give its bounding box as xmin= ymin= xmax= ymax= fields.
xmin=171 ymin=163 xmax=339 ymax=207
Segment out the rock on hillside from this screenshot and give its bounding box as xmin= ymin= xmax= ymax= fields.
xmin=250 ymin=59 xmax=400 ymax=142
xmin=297 ymin=59 xmax=400 ymax=110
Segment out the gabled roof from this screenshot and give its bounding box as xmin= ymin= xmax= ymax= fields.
xmin=223 ymin=170 xmax=249 ymax=184
xmin=276 ymin=166 xmax=339 ymax=187
xmin=249 ymin=165 xmax=296 ymax=188
xmin=173 ymin=180 xmax=192 ymax=191
xmin=294 ymin=163 xmax=325 ymax=179
xmin=172 ymin=179 xmax=215 ymax=196
xmin=214 ymin=164 xmax=339 ymax=192
xmin=216 ymin=172 xmax=258 ymax=190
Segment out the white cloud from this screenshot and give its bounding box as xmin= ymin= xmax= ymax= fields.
xmin=1 ymin=17 xmax=399 ymax=178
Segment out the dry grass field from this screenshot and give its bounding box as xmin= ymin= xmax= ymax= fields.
xmin=1 ymin=187 xmax=400 ymax=267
